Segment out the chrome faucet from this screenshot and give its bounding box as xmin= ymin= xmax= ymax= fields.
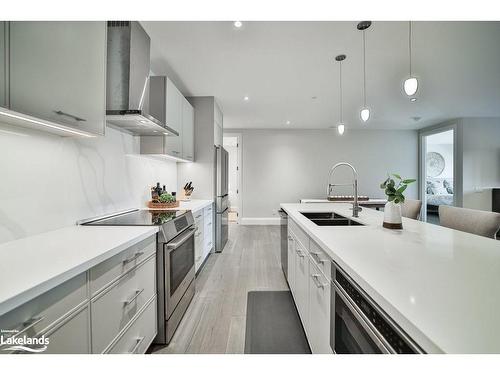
xmin=326 ymin=162 xmax=362 ymax=218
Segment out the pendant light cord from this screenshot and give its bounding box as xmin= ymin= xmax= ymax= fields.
xmin=409 ymin=21 xmax=412 ymax=76
xmin=363 ymin=30 xmax=367 ymax=107
xmin=339 ymin=60 xmax=343 ymax=123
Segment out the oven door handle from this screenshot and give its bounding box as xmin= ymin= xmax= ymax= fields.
xmin=166 ymin=227 xmax=196 ymax=250
xmin=334 ymin=283 xmax=394 ymax=354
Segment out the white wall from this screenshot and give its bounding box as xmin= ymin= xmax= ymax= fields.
xmin=0 ymin=124 xmax=177 ymax=244
xmin=462 ymin=118 xmax=500 ymax=211
xmin=233 ymin=129 xmax=418 ymax=220
xmin=427 ymin=143 xmax=454 ymax=179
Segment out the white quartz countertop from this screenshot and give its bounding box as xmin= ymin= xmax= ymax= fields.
xmin=281 ymin=202 xmax=500 ymax=353
xmin=300 ymin=198 xmax=387 ymax=205
xmin=0 ymin=225 xmax=158 ymax=315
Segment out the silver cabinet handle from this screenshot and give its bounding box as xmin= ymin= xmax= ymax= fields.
xmin=172 ymin=151 xmax=180 ymax=155
xmin=127 ymin=337 xmax=145 ymax=354
xmin=311 ymin=274 xmax=327 ymax=289
xmin=123 ymin=289 xmax=144 ymax=306
xmin=207 ymin=222 xmax=212 ymax=226
xmin=195 ymin=214 xmax=202 ymax=219
xmin=2 ymin=316 xmax=45 ymax=341
xmin=122 ymin=252 xmax=144 ymax=265
xmin=287 ymin=235 xmax=293 ymax=240
xmin=310 ymin=251 xmax=327 ymax=264
xmin=296 ymin=249 xmax=305 ymax=258
xmin=54 ymin=110 xmax=86 ymax=122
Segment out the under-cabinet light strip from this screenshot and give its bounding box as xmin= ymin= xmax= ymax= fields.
xmin=0 ymin=109 xmax=95 ymax=138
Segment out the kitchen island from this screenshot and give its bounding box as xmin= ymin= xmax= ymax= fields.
xmin=281 ymin=202 xmax=500 ymax=354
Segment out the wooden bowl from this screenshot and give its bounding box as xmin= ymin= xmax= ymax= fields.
xmin=147 ymin=201 xmax=180 ymax=209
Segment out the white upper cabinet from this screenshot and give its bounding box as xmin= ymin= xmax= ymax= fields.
xmin=165 ymin=78 xmax=183 ymax=133
xmin=7 ymin=21 xmax=106 ymax=136
xmin=163 ymin=78 xmax=183 ymax=157
xmin=182 ymin=97 xmax=194 ymax=161
xmin=141 ymin=76 xmax=194 ymax=162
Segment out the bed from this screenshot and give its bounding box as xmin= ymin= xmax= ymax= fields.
xmin=426 ymin=178 xmax=454 ymax=212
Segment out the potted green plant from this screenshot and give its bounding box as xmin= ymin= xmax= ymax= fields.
xmin=380 ymin=174 xmax=416 ymax=229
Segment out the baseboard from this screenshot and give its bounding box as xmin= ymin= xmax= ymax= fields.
xmin=240 ymin=217 xmax=280 ymax=225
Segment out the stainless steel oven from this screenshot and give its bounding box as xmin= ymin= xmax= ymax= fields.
xmin=156 ymin=213 xmax=196 ymax=345
xmin=330 ymin=264 xmax=423 ymax=354
xmin=164 ymin=226 xmax=195 ymax=317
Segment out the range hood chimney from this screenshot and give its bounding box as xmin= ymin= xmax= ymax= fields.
xmin=106 ymin=21 xmax=178 ymax=136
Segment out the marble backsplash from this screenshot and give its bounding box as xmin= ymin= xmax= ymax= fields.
xmin=0 ymin=123 xmax=178 ymax=244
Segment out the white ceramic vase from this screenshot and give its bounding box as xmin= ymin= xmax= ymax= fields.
xmin=383 ymin=201 xmax=403 ymax=229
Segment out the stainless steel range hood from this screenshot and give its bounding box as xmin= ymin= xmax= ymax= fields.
xmin=105 ymin=21 xmax=178 ymax=136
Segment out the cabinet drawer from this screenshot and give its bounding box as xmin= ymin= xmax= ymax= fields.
xmin=309 ymin=241 xmax=331 ymax=281
xmin=204 ymin=237 xmax=213 ymax=255
xmin=0 ymin=273 xmax=87 ymax=340
xmin=90 ymin=235 xmax=156 ymax=296
xmin=204 ymin=218 xmax=213 ymax=239
xmin=193 ymin=210 xmax=204 ymax=225
xmin=91 ymin=255 xmax=156 ymax=353
xmin=43 ymin=306 xmax=91 ymax=354
xmin=107 ymin=296 xmax=157 ymax=354
xmin=308 ymin=259 xmax=332 ymax=354
xmin=204 ymin=205 xmax=213 ymax=218
xmin=289 ymin=219 xmax=309 ymax=250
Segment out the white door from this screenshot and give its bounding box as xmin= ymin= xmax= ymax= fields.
xmin=223 ymin=134 xmax=241 ymax=223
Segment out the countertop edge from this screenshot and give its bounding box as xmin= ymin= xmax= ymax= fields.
xmin=0 ymin=227 xmax=158 ymax=316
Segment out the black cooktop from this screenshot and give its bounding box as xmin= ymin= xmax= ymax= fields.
xmin=84 ymin=209 xmax=188 ymax=226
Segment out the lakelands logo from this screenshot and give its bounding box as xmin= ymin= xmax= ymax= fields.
xmin=0 ymin=329 xmax=49 ymax=353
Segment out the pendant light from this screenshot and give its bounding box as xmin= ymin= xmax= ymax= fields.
xmin=335 ymin=54 xmax=346 ymax=135
xmin=403 ymin=21 xmax=418 ymax=97
xmin=357 ymin=21 xmax=372 ymax=123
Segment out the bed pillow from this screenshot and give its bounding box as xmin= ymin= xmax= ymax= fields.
xmin=435 ymin=185 xmax=449 ymax=195
xmin=443 ymin=179 xmax=454 ymax=194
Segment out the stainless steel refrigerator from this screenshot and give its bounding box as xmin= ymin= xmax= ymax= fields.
xmin=215 ymin=146 xmax=229 ymax=252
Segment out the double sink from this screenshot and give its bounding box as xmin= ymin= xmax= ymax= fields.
xmin=300 ymin=212 xmax=365 ymax=226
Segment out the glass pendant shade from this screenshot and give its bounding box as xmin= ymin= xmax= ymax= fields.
xmin=404 ymin=77 xmax=418 ymax=96
xmin=360 ymin=108 xmax=370 ymax=122
xmin=337 ymin=124 xmax=345 ymax=135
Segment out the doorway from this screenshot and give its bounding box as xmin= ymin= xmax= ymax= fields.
xmin=419 ymin=126 xmax=457 ymax=224
xmin=223 ymin=134 xmax=241 ymax=224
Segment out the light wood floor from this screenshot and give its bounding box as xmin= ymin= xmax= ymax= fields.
xmin=152 ymin=224 xmax=288 ymax=354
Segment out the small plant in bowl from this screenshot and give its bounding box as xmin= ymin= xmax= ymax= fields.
xmin=380 ymin=174 xmax=416 ymax=229
xmin=159 ymin=192 xmax=175 ymax=203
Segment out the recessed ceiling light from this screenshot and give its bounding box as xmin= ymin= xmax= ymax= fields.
xmin=233 ymin=21 xmax=243 ymax=28
xmin=410 ymin=97 xmax=417 ymax=102
xmin=286 ymin=120 xmax=291 ymax=125
xmin=243 ymin=96 xmax=249 ymax=101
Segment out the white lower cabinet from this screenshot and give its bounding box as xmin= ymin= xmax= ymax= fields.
xmin=194 ymin=204 xmax=214 ymax=273
xmin=91 ymin=255 xmax=156 ymax=353
xmin=287 ymin=219 xmax=332 ymax=354
xmin=287 ymin=232 xmax=296 ymax=295
xmin=294 ymin=239 xmax=310 ymax=336
xmin=43 ymin=306 xmax=91 ymax=354
xmin=308 ymin=259 xmax=333 ymax=354
xmin=0 ymin=235 xmax=158 ymax=354
xmin=107 ymin=296 xmax=157 ymax=354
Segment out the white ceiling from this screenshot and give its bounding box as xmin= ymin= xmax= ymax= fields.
xmin=426 ymin=129 xmax=454 ymax=145
xmin=141 ymin=21 xmax=500 ymax=130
